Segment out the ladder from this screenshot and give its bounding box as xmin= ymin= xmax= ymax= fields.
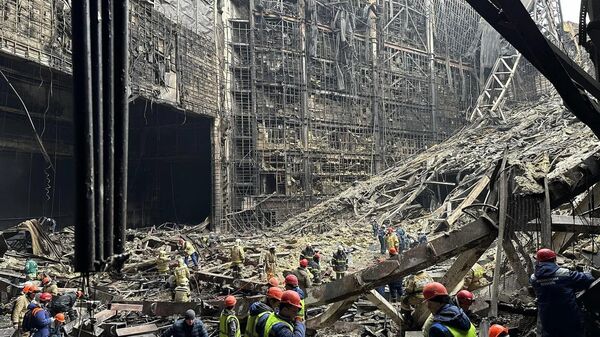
xmin=469 ymin=53 xmax=522 ymax=122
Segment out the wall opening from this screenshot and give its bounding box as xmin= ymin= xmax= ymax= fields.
xmin=128 ymin=99 xmax=213 ymax=228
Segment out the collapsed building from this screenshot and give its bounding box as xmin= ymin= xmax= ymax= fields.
xmin=3 ymin=0 xmax=600 ymax=337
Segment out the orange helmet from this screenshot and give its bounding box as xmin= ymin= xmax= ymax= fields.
xmin=42 ymin=276 xmax=51 ymax=285
xmin=313 ymin=253 xmax=321 ymax=260
xmin=39 ymin=292 xmax=53 ymax=302
xmin=299 ymin=259 xmax=309 ymax=268
xmin=266 ymin=287 xmax=284 ymax=301
xmin=536 ymin=248 xmax=556 ymax=262
xmin=268 ymin=277 xmax=279 ymax=287
xmin=488 ymin=324 xmax=509 ymax=337
xmin=280 ymin=290 xmax=302 ymax=309
xmin=224 ymin=295 xmax=237 ymax=307
xmin=389 ymin=247 xmax=397 ymax=255
xmin=54 ymin=313 xmax=66 ymax=323
xmin=285 ymin=274 xmax=299 ymax=287
xmin=22 ymin=283 xmax=33 ymax=294
xmin=422 ymin=282 xmax=448 ymax=301
xmin=456 ymin=290 xmax=474 ymax=306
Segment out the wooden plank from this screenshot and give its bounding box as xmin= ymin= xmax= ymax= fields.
xmin=540 ymin=177 xmax=552 ymax=247
xmin=94 ymin=309 xmax=117 ymax=324
xmin=446 ymin=176 xmax=490 ymax=225
xmin=490 ymin=150 xmax=508 ymax=318
xmin=110 ymin=303 xmax=144 ymax=312
xmin=115 ymin=324 xmax=158 ymax=337
xmin=502 ymin=234 xmax=530 ymax=288
xmin=365 ymin=289 xmax=403 ymax=326
xmin=306 ymin=297 xmax=358 ymax=330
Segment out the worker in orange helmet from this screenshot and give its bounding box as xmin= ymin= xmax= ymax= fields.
xmin=245 ymin=287 xmax=283 ymax=337
xmin=422 ymin=282 xmax=476 ymax=337
xmin=218 ymin=296 xmax=240 ymax=337
xmin=267 ymin=277 xmax=280 ymax=288
xmin=49 ymin=313 xmax=65 ymax=337
xmin=284 ymin=274 xmax=305 ymax=320
xmin=308 ymin=253 xmax=322 ymax=285
xmin=12 ymin=283 xmax=39 ymax=336
xmin=488 ymin=324 xmax=509 ymax=337
xmin=530 ymin=248 xmax=597 ymax=337
xmin=255 ymin=290 xmax=305 ymax=337
xmin=293 ymin=259 xmax=312 ymax=293
xmin=41 ymin=277 xmax=58 ymax=297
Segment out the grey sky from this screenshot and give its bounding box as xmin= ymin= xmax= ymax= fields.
xmin=561 ymin=0 xmax=581 ymax=23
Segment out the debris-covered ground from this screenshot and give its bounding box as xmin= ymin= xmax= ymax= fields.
xmin=1 ymin=94 xmax=600 ymax=337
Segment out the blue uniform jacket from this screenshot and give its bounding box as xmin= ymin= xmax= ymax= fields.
xmin=160 ymin=319 xmax=209 ymax=337
xmin=255 ymin=313 xmax=305 ymax=337
xmin=530 ymin=262 xmax=594 ymax=337
xmin=29 ymin=303 xmax=52 ymax=337
xmin=429 ymin=304 xmax=472 ymax=337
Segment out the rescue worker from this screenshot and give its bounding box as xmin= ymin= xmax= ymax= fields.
xmin=422 ymin=282 xmax=476 ymax=337
xmin=173 ymin=258 xmax=191 ymax=287
xmin=246 ymin=287 xmax=283 ymax=337
xmin=41 ymin=277 xmax=59 ymax=297
xmin=488 ymin=324 xmax=509 ymax=337
xmin=161 ymin=309 xmax=209 ymax=337
xmin=307 ymin=254 xmax=321 ymax=285
xmin=284 ymin=275 xmax=305 ymax=320
xmin=422 ymin=289 xmax=478 ymax=336
xmin=24 ymin=259 xmax=38 ymax=281
xmin=462 ymin=263 xmax=485 ymax=291
xmin=417 ymin=232 xmax=428 ymax=245
xmin=12 ymin=284 xmax=39 ymax=337
xmin=219 ymin=296 xmax=240 ymax=337
xmin=401 ymin=270 xmax=434 ymax=326
xmin=332 ymin=245 xmax=348 ymax=279
xmin=49 ymin=314 xmax=65 ymax=337
xmin=299 ymin=244 xmax=315 ymax=261
xmin=255 ymin=290 xmax=306 ymax=337
xmin=29 ymin=293 xmax=55 ymax=337
xmin=177 ymin=238 xmax=199 ymax=269
xmin=49 ymin=291 xmax=83 ymax=321
xmin=387 ymin=248 xmax=403 ymax=302
xmin=384 ymin=227 xmax=399 ymax=252
xmin=396 ymin=227 xmax=409 ymax=253
xmin=263 ymin=244 xmax=278 ymax=281
xmin=267 ymin=277 xmax=280 ymax=288
xmin=230 ymin=239 xmax=245 ymax=278
xmin=529 ymin=248 xmax=595 ymax=337
xmin=294 ymin=259 xmax=312 ymax=293
xmin=377 ymin=225 xmax=387 ymax=254
xmin=156 ymin=250 xmax=171 ymax=275
xmin=371 ymin=218 xmax=379 ymax=237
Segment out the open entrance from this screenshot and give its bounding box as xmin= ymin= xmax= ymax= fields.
xmin=128 ymin=99 xmax=213 ymax=227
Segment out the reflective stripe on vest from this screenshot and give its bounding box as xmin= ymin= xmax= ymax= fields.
xmin=263 ymin=314 xmax=293 ymax=337
xmin=245 ymin=311 xmax=270 ymax=337
xmin=445 ymin=323 xmax=477 ymax=337
xmin=219 ymin=314 xmax=241 ymax=337
xmin=297 ymin=299 xmax=305 ymax=319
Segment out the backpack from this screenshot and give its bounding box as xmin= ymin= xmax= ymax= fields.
xmin=22 ymin=307 xmax=43 ymax=332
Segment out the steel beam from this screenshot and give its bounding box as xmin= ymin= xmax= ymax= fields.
xmin=513 ymin=215 xmax=600 ymax=234
xmin=306 ymin=297 xmax=358 ymax=330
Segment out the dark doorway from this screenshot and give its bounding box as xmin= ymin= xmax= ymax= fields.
xmin=128 ymin=99 xmax=213 ymax=228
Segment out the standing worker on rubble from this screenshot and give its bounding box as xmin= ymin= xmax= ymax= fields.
xmin=332 ymin=245 xmax=348 ymax=279
xmin=12 ymin=284 xmax=39 ymax=337
xmin=177 ymin=238 xmax=199 ymax=270
xmin=156 ymin=250 xmax=171 ymax=276
xmin=255 ymin=290 xmax=306 ymax=337
xmin=246 ymin=287 xmax=283 ymax=337
xmin=308 ymin=253 xmax=321 ymax=285
xmin=387 ymin=248 xmax=403 ymax=302
xmin=161 ymin=309 xmax=209 ymax=337
xmin=530 ymin=248 xmax=596 ymax=337
xmin=400 ymin=269 xmax=434 ymax=327
xmin=385 ymin=227 xmax=400 ymax=252
xmin=299 ymin=244 xmax=315 ymax=261
xmin=462 ymin=263 xmax=485 ymax=291
xmin=294 ymin=259 xmax=312 ymax=293
xmin=422 ymin=282 xmax=476 ymax=337
xmin=172 ymin=258 xmax=191 ymax=302
xmin=24 ymin=293 xmax=55 ymax=337
xmin=41 ymin=277 xmax=59 ymax=297
xmin=49 ymin=291 xmax=84 ymax=321
xmin=230 ymin=239 xmax=245 ymax=278
xmin=219 ymin=296 xmax=241 ymax=337
xmin=377 ymin=225 xmax=387 ymax=254
xmin=284 ymin=275 xmax=305 ymax=320
xmin=396 ymin=227 xmax=409 ymax=253
xmin=24 ymin=259 xmax=38 ymax=281
xmin=263 ymin=244 xmax=278 ymax=281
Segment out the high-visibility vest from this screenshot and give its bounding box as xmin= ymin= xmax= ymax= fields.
xmin=472 ymin=263 xmax=485 ymax=279
xmin=298 ymin=299 xmax=305 ymax=319
xmin=444 ymin=323 xmax=477 ymax=337
xmin=245 ymin=311 xmax=271 ymax=337
xmin=219 ymin=312 xmax=241 ymax=337
xmin=263 ymin=314 xmax=293 ymax=337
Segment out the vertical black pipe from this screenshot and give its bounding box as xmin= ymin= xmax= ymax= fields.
xmin=72 ymin=0 xmax=96 ymax=272
xmin=113 ymin=0 xmax=129 ymax=254
xmin=102 ymin=0 xmax=115 ymax=260
xmin=91 ymin=0 xmax=104 ymax=261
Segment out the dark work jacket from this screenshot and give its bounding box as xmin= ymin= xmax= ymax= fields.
xmin=530 ymin=262 xmax=595 ymax=337
xmin=161 ymin=319 xmax=209 ymax=337
xmin=429 ymin=304 xmax=472 ymax=337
